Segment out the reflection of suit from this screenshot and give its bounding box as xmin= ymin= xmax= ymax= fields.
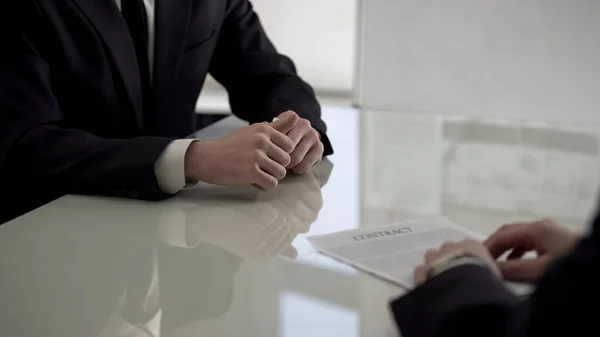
xmin=0 ymin=223 xmax=242 ymax=337
xmin=391 ymin=210 xmax=600 ymax=337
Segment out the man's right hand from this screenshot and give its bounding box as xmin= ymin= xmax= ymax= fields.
xmin=184 ymin=114 xmax=299 ymax=191
xmin=484 ymin=219 xmax=580 ymax=282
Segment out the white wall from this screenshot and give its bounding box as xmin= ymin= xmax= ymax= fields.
xmin=202 ymin=0 xmax=357 ymax=96
xmin=356 ymin=0 xmax=600 ymax=125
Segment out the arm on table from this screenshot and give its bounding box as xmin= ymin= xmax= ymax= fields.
xmin=208 ymin=0 xmax=333 ymax=155
xmin=390 ymin=217 xmax=600 ymax=337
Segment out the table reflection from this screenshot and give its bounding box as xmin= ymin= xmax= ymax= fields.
xmin=162 ymin=160 xmax=332 ymax=260
xmin=0 ymin=163 xmax=332 ymax=337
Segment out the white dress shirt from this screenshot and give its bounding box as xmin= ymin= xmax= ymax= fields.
xmin=116 ymin=0 xmax=196 ymax=194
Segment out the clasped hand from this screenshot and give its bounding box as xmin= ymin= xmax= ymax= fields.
xmin=414 ymin=219 xmax=580 ymax=285
xmin=185 ymin=111 xmax=324 ymax=191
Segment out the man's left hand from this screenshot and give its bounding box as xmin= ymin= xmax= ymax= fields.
xmin=414 ymin=239 xmax=500 ymax=285
xmin=271 ymin=111 xmax=324 ymax=174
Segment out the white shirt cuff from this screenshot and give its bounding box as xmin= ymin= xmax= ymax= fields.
xmin=154 ymin=139 xmax=199 ymax=194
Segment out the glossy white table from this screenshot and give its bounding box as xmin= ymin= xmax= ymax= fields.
xmin=1 ymin=106 xmax=599 ymax=337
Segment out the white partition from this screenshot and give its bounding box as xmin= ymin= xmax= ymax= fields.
xmin=354 ymin=0 xmax=600 ymax=124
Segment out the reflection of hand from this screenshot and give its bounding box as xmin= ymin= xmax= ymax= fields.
xmin=179 ymin=169 xmax=324 ymax=260
xmin=414 ymin=239 xmax=500 ymax=285
xmin=258 ymin=171 xmax=323 ymax=234
xmin=484 ymin=219 xmax=580 ymax=282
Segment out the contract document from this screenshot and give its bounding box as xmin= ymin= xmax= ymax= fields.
xmin=308 ymin=217 xmax=530 ymax=293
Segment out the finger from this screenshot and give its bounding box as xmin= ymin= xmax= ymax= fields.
xmin=270 ymin=111 xmax=300 ymax=134
xmin=292 ymin=143 xmax=324 ymax=174
xmin=483 ymin=222 xmax=531 ymax=245
xmin=258 ymin=155 xmax=287 ymax=181
xmin=485 ymin=223 xmax=536 ymax=259
xmin=257 ymin=222 xmax=290 ymax=257
xmin=286 ymin=212 xmax=307 ymax=233
xmin=289 ymin=132 xmax=319 ymax=168
xmin=287 ymin=119 xmax=312 ymax=145
xmin=269 ymin=231 xmax=297 ymax=258
xmin=507 ymin=247 xmax=529 ymax=260
xmin=266 ymin=142 xmax=292 ymax=167
xmin=414 ymin=264 xmax=427 ymax=285
xmin=267 ymin=127 xmax=295 ymax=153
xmin=292 ymin=200 xmax=317 ymax=225
xmin=257 ymin=207 xmax=283 ymax=236
xmin=440 ymin=241 xmax=455 ymax=252
xmin=497 ymin=258 xmax=547 ymax=282
xmin=424 ymin=249 xmax=437 ymax=263
xmin=255 ymin=205 xmax=279 ymax=231
xmin=301 ymin=189 xmax=324 ymax=213
xmin=252 ymin=167 xmax=279 ymax=191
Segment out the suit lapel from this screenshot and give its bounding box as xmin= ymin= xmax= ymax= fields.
xmin=72 ymin=0 xmax=144 ymax=129
xmin=154 ymin=0 xmax=191 ymax=92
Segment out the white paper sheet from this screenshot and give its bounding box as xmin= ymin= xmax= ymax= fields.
xmin=308 ymin=217 xmax=481 ymax=288
xmin=308 ymin=217 xmax=532 ymax=294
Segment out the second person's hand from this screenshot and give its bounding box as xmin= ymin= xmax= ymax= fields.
xmin=184 ymin=114 xmax=299 ymax=191
xmin=484 ymin=219 xmax=580 ymax=282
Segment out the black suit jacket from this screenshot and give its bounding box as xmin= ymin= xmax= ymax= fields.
xmin=390 ymin=212 xmax=600 ymax=337
xmin=0 ymin=0 xmax=333 ymax=223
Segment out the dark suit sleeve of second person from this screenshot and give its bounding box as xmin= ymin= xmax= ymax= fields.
xmin=0 ymin=26 xmax=176 ymax=210
xmin=390 ymin=215 xmax=600 ymax=337
xmin=208 ymin=0 xmax=333 ymax=155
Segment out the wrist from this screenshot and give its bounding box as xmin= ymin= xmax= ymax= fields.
xmin=427 ymin=252 xmax=492 ymax=279
xmin=184 ymin=140 xmax=208 ymax=183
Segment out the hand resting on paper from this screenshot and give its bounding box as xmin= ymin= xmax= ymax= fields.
xmin=414 ymin=239 xmax=499 ymax=285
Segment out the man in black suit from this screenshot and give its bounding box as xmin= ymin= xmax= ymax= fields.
xmin=390 ymin=215 xmax=597 ymax=337
xmin=0 ymin=0 xmax=333 ymax=223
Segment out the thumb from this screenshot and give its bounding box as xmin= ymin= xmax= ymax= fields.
xmin=497 ymin=258 xmax=547 ymax=282
xmin=270 ymin=111 xmax=300 ymax=134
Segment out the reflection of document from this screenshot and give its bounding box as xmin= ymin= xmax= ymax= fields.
xmin=308 ymin=217 xmax=483 ymax=289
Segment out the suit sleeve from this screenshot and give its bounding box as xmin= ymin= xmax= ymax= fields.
xmin=208 ymin=0 xmax=333 ymax=155
xmin=0 ymin=23 xmax=176 ymax=216
xmin=390 ymin=216 xmax=600 ymax=337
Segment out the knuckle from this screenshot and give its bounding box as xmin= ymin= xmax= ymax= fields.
xmin=253 ymin=134 xmax=270 ymax=148
xmin=289 ymin=111 xmax=301 ymax=121
xmin=309 ymin=128 xmax=319 ymax=139
xmin=251 ymin=149 xmax=264 ymax=162
xmin=249 ymin=163 xmax=261 ymax=174
xmin=317 ymin=140 xmax=325 ymax=151
xmin=299 ymin=118 xmax=311 ymax=128
xmin=253 ymin=123 xmax=271 ymax=134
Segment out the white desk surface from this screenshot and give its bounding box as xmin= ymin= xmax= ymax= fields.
xmin=1 ymin=106 xmax=599 ymax=337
